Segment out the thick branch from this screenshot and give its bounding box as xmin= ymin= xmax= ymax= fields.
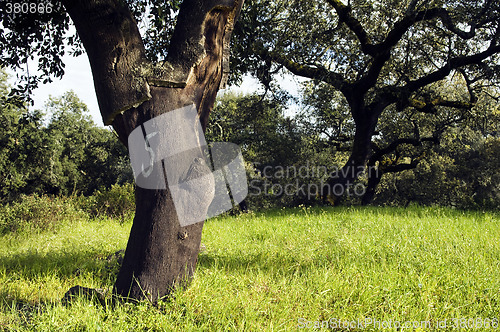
xmin=167 ymin=0 xmax=236 ymax=70
xmin=406 ymin=42 xmax=500 ymax=93
xmin=330 ymin=2 xmax=497 ymax=96
xmin=62 ymin=0 xmax=150 ymax=125
xmin=325 ymin=0 xmax=374 ymax=55
xmin=357 ymin=7 xmax=487 ymax=92
xmin=255 ymin=45 xmax=349 ymax=91
xmin=387 ymin=6 xmax=491 ymax=46
xmin=369 ymin=137 xmax=423 ymax=166
xmin=324 ymin=1 xmax=482 ymax=59
xmin=63 ymin=0 xmax=244 ymax=127
xmin=219 ymin=0 xmax=244 ymax=88
xmin=458 ymin=69 xmax=479 ymax=104
xmin=375 ymin=8 xmax=447 ymax=53
xmin=409 ymin=98 xmax=472 ymax=113
xmin=373 ymin=40 xmax=500 ymax=112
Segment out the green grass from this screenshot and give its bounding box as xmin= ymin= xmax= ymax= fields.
xmin=0 ymin=206 xmax=499 ymax=331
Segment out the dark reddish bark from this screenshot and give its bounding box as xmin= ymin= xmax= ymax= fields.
xmin=62 ymin=0 xmax=244 ymax=302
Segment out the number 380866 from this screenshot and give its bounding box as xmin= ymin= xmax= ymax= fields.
xmin=5 ymin=2 xmax=53 ymax=14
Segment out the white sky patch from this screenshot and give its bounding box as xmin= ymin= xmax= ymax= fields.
xmin=12 ymin=49 xmax=307 ymax=127
xmin=31 ymin=53 xmax=101 ymax=125
xmin=219 ymin=74 xmax=263 ymax=95
xmin=221 ymin=72 xmax=309 ymax=119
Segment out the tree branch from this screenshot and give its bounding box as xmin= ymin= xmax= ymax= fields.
xmin=406 ymin=42 xmax=500 ymax=93
xmin=63 ymin=0 xmax=244 ymax=126
xmin=325 ymin=0 xmax=375 ymax=55
xmin=369 ymin=137 xmax=423 ymax=166
xmin=408 ymin=98 xmax=472 ymax=113
xmin=62 ymin=0 xmax=150 ymax=125
xmin=374 ymin=8 xmax=448 ymax=54
xmin=355 ymin=8 xmax=448 ymax=93
xmin=458 ymin=69 xmax=478 ymax=104
xmin=350 ymin=4 xmax=497 ymax=94
xmin=167 ymin=0 xmax=236 ymax=70
xmin=356 ymin=6 xmax=488 ymax=92
xmin=255 ymin=45 xmax=349 ymax=91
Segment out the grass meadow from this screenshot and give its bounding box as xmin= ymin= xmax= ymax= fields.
xmin=0 ymin=205 xmax=499 ymax=331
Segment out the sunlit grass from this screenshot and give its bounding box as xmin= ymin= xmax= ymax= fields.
xmin=1 ymin=206 xmax=499 ymax=331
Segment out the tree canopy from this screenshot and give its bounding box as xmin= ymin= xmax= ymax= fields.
xmin=231 ymin=0 xmax=500 ymax=203
xmin=0 ymin=72 xmax=131 ymax=202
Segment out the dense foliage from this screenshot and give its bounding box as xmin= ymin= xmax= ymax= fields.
xmin=0 ymin=73 xmax=132 ymax=203
xmin=230 ymin=0 xmax=500 ymax=204
xmin=300 ymin=77 xmax=500 ymax=208
xmin=209 ymin=91 xmax=499 ymax=210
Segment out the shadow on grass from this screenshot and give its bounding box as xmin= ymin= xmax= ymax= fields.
xmin=0 ymin=249 xmax=120 ymax=280
xmin=197 ymin=248 xmax=344 ymax=277
xmin=0 ymin=249 xmax=122 ymax=313
xmin=0 ymin=292 xmax=50 ymax=328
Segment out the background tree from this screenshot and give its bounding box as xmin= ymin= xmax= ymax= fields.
xmin=0 ymin=69 xmax=41 ymax=201
xmin=0 ymin=78 xmax=132 ymax=202
xmin=1 ymin=0 xmax=245 ymax=302
xmin=299 ymin=65 xmax=500 ymax=206
xmin=44 ymin=92 xmax=133 ymax=196
xmin=232 ymin=0 xmax=500 ymax=204
xmin=374 ymin=88 xmax=500 ymax=208
xmin=208 ymin=92 xmax=310 ymax=208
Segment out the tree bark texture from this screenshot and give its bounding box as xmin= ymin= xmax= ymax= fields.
xmin=323 ymin=97 xmax=381 ymax=204
xmin=62 ymin=0 xmax=244 ymax=302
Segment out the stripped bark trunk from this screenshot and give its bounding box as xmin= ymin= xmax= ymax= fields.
xmin=62 ymin=0 xmax=244 ymax=302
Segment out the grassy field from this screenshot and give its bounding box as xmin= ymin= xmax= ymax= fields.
xmin=0 ymin=206 xmax=499 ymax=331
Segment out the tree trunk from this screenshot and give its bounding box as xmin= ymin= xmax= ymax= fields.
xmin=112 ymin=87 xmax=209 ymax=301
xmin=63 ymin=0 xmax=244 ymax=302
xmin=324 ymin=104 xmax=379 ymax=204
xmin=361 ymin=168 xmax=383 ymax=205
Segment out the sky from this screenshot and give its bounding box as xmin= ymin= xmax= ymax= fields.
xmin=22 ymin=52 xmax=305 ymax=127
xmin=30 ymin=53 xmax=101 ymax=124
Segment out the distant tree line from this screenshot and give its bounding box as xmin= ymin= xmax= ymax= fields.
xmin=0 ymin=72 xmax=132 ymax=203
xmin=209 ymin=91 xmax=499 ymax=210
xmin=1 ymin=70 xmax=498 ymax=210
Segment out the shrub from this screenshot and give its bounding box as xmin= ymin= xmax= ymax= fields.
xmin=0 ymin=194 xmax=87 ymax=234
xmin=89 ymin=183 xmax=135 ymax=222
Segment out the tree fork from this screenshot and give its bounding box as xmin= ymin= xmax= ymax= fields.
xmin=62 ymin=0 xmax=244 ymax=302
